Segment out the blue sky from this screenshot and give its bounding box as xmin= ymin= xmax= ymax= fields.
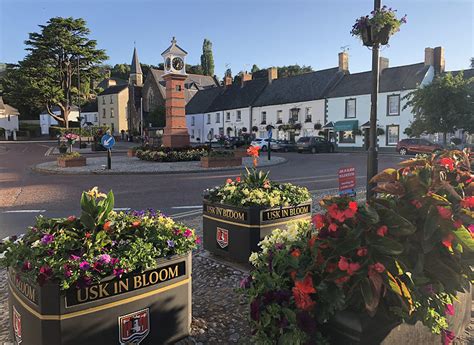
xmin=1 ymin=0 xmax=472 ymax=77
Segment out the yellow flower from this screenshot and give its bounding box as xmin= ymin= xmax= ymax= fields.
xmin=86 ymin=186 xmax=107 ymax=199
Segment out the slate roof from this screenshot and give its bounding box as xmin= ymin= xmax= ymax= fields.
xmin=97 ymin=78 xmax=127 ymax=90
xmin=253 ymin=67 xmax=342 ymax=106
xmin=186 ymin=87 xmax=223 ymax=115
xmin=446 ymin=68 xmax=474 ymax=80
xmin=206 ymin=78 xmax=268 ymax=112
xmin=81 ymin=101 xmax=98 ymax=113
xmin=161 ymin=38 xmax=188 ymax=56
xmin=326 ymin=63 xmax=430 ymax=98
xmin=98 ymin=84 xmax=128 ymax=96
xmin=130 ymin=47 xmax=143 ymax=75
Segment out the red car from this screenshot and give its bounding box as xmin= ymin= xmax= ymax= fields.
xmin=396 ymin=138 xmax=443 ymax=155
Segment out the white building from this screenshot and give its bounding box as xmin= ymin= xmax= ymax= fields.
xmin=80 ymin=101 xmax=99 ymax=127
xmin=39 ymin=106 xmax=80 ymax=135
xmin=0 ymin=96 xmax=20 ymax=140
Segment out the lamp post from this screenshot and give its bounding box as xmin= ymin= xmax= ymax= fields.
xmin=366 ymin=0 xmax=381 ymax=200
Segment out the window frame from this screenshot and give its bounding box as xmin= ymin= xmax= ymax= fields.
xmin=236 ymin=110 xmax=242 ymax=122
xmin=305 ymin=107 xmax=312 ymax=122
xmin=110 ymin=108 xmax=114 ymax=118
xmin=345 ymin=98 xmax=356 ymax=119
xmin=387 ymin=94 xmax=400 ymax=116
xmin=191 ymin=116 xmax=195 ymax=126
xmin=207 ymin=114 xmax=211 ymax=124
xmin=102 ymin=109 xmax=106 ymax=118
xmin=276 ymin=110 xmax=283 ymax=124
xmin=226 ymin=112 xmax=231 ymax=122
xmin=385 ymin=125 xmax=400 ymax=146
xmin=338 ymin=130 xmax=356 ymax=144
xmin=215 ymin=113 xmax=220 ymax=123
xmin=261 ymin=111 xmax=267 ymax=125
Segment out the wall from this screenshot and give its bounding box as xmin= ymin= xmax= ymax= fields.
xmin=39 ymin=110 xmax=80 ymax=135
xmin=186 ymin=113 xmax=205 ymax=143
xmin=98 ymin=90 xmax=129 ymax=134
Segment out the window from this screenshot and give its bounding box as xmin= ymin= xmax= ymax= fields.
xmin=191 ymin=129 xmax=195 ymax=138
xmin=290 ymin=108 xmax=299 ymax=122
xmin=110 ymin=96 xmax=113 ymax=104
xmin=191 ymin=116 xmax=195 ymax=126
xmin=175 ymin=85 xmax=182 ymax=92
xmin=339 ymin=131 xmax=356 ymax=143
xmin=276 ymin=110 xmax=283 ymax=123
xmin=387 ymin=95 xmax=400 ymax=116
xmin=102 ymin=109 xmax=106 ymax=118
xmin=207 ymin=114 xmax=211 ymax=124
xmin=111 ymin=123 xmax=115 ymax=133
xmin=215 ymin=113 xmax=220 ymax=123
xmin=345 ymin=99 xmax=356 ymax=118
xmin=386 ymin=125 xmax=399 ymax=146
xmin=261 ymin=111 xmax=267 ymax=124
xmin=110 ymin=108 xmax=114 ymax=118
xmin=237 ymin=110 xmax=242 ymax=122
xmin=305 ymin=107 xmax=312 ymax=122
xmin=94 ymin=115 xmax=98 ymax=122
xmin=8 ymin=115 xmax=11 ymax=121
xmin=102 ymin=97 xmax=105 ymax=105
xmin=226 ymin=112 xmax=231 ymax=121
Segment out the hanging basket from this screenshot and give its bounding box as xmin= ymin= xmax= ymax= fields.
xmin=361 ymin=25 xmax=374 ymax=47
xmin=375 ymin=24 xmax=392 ymax=45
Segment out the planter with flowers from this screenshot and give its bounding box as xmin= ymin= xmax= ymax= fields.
xmin=0 ymin=187 xmax=199 ymax=345
xmin=351 ymin=6 xmax=407 ymax=47
xmin=57 ymin=152 xmax=86 ymax=168
xmin=240 ymin=150 xmax=473 ymax=344
xmin=200 ymin=150 xmax=242 ymax=168
xmin=203 ymin=146 xmax=312 ymax=262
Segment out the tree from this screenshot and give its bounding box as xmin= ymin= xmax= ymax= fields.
xmin=5 ymin=17 xmax=107 ymax=128
xmin=277 ymin=64 xmax=313 ymax=78
xmin=404 ymin=72 xmax=474 ymax=143
xmin=200 ymin=39 xmax=215 ymax=76
xmin=147 ymin=105 xmax=166 ymax=127
xmin=251 ymin=64 xmax=260 ymax=73
xmin=111 ymin=63 xmax=130 ymax=80
xmin=186 ymin=64 xmax=203 ymax=75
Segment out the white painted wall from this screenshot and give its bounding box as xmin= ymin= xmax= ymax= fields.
xmin=81 ymin=111 xmax=99 ymax=126
xmin=0 ymin=113 xmax=19 ymax=140
xmin=186 ymin=113 xmax=205 ymax=143
xmin=39 ymin=110 xmax=80 ymax=135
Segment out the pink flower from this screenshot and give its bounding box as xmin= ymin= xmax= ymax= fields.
xmin=328 ymin=223 xmax=338 ymax=232
xmin=183 ymin=229 xmax=193 ymax=238
xmin=377 ymin=225 xmax=388 ymax=237
xmin=347 ymin=262 xmax=361 ymax=276
xmin=99 ymin=254 xmax=111 ymax=264
xmin=445 ymin=304 xmax=454 ymax=316
xmin=113 ymin=268 xmax=124 ymax=277
xmin=437 ymin=206 xmax=452 ymax=220
xmin=468 ymin=224 xmax=474 ymax=237
xmin=357 ymin=247 xmax=368 ymax=257
xmin=442 ymin=330 xmax=455 ymax=345
xmin=110 ymin=257 xmax=119 ymax=266
xmin=338 ymin=256 xmax=349 ymax=271
xmin=195 ymin=237 xmax=202 ymax=244
xmin=22 ymin=261 xmax=32 ymax=271
xmin=63 ymin=264 xmax=72 ymax=278
xmin=369 ymin=262 xmax=385 ymax=273
xmin=79 ymin=261 xmax=90 ymax=271
xmin=70 ymin=254 xmax=81 ymax=261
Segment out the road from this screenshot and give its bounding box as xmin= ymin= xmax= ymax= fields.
xmin=0 ymin=141 xmax=405 ymax=237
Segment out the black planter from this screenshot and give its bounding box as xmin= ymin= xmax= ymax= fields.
xmin=203 ymin=200 xmax=312 ymax=263
xmin=374 ymin=24 xmax=391 ymax=45
xmin=361 ymin=25 xmax=374 ymax=47
xmin=8 ymin=253 xmax=192 ymax=345
xmin=59 ymin=146 xmax=68 ymax=154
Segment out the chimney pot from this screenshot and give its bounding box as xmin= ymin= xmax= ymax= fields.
xmin=224 ymin=76 xmax=232 ymax=87
xmin=338 ymin=52 xmax=349 ymax=72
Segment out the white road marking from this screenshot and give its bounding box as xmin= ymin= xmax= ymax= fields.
xmin=3 ymin=210 xmax=46 ymax=213
xmin=171 ymin=210 xmax=202 ymax=219
xmin=171 ymin=206 xmax=202 ymax=209
xmin=113 ymin=207 xmax=131 ymax=211
xmin=44 ymin=147 xmax=54 ymax=156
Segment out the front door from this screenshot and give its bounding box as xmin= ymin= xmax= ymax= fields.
xmin=289 ymin=132 xmax=295 ymax=143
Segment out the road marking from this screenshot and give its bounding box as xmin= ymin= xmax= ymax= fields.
xmin=113 ymin=207 xmax=131 ymax=211
xmin=3 ymin=210 xmax=46 ymax=213
xmin=170 ymin=209 xmax=202 ymax=219
xmin=44 ymin=147 xmax=55 ymax=156
xmin=171 ymin=205 xmax=202 ymax=209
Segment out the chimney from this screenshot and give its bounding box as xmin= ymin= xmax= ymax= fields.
xmin=338 ymin=52 xmax=349 ymax=72
xmin=424 ymin=47 xmax=434 ymax=67
xmin=379 ymin=57 xmax=389 ymax=74
xmin=224 ymin=76 xmax=232 ymax=87
xmin=267 ymin=67 xmax=278 ymax=83
xmin=241 ymin=72 xmax=252 ymax=87
xmin=433 ymin=46 xmax=445 ymax=74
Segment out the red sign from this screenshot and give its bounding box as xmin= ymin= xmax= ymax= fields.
xmin=216 ymin=227 xmax=229 ymax=249
xmin=338 ymin=167 xmax=356 ymax=192
xmin=13 ymin=305 xmax=22 ymax=344
xmin=118 ymin=308 xmax=150 ymax=345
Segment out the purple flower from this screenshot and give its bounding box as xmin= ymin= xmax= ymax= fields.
xmin=63 ymin=264 xmax=72 ymax=278
xmin=113 ymin=268 xmax=124 ymax=277
xmin=183 ymin=229 xmax=192 ymax=238
xmin=79 ymin=261 xmax=90 ymax=271
xmin=41 ymin=234 xmax=54 ymax=245
xmin=239 ymin=275 xmax=252 ymax=289
xmin=70 ymin=254 xmax=80 ymax=261
xmin=167 ymin=240 xmax=175 ymax=248
xmin=99 ymin=254 xmax=111 ymax=264
xmin=250 ymin=298 xmax=260 ymax=321
xmin=77 ymin=276 xmax=92 ymax=288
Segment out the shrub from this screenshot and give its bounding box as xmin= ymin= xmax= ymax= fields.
xmin=59 ymin=152 xmax=82 ymax=160
xmin=136 ymin=146 xmax=208 ymax=162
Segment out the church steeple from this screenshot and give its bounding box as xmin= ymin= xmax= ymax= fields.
xmin=129 ymin=46 xmax=143 ymax=86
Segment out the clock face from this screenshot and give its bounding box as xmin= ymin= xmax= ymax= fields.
xmin=165 ymin=57 xmax=171 ymax=70
xmin=172 ymin=57 xmax=184 ymax=71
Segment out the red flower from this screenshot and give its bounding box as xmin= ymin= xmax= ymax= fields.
xmin=316 ymin=251 xmax=325 ymax=265
xmin=226 ymin=178 xmax=233 ymax=184
xmin=377 ymin=225 xmax=388 ymax=237
xmin=348 ymin=201 xmax=358 ymax=211
xmin=85 ymin=232 xmax=91 ymax=239
xmin=290 ymin=270 xmax=297 ymax=280
xmin=437 ymin=206 xmax=452 ymax=220
xmin=103 ymin=221 xmax=112 ymax=232
xmin=347 ymin=262 xmax=361 ymax=276
xmin=312 ymin=214 xmax=325 ymax=229
xmin=328 ymin=223 xmax=338 ymax=232
xmin=442 ymin=330 xmax=456 ymax=345
xmin=247 ymin=145 xmax=260 ymax=157
xmin=460 ymin=196 xmax=474 ymax=209
xmin=439 ymin=157 xmax=455 ymax=171
xmin=326 ymin=262 xmax=337 ymax=273
xmin=292 ymin=287 xmax=316 ymax=310
xmin=67 ymin=215 xmax=76 ymax=222
xmin=132 ymin=221 xmax=141 ymax=228
xmin=328 ymin=204 xmax=346 ymax=223
xmin=356 ymin=247 xmax=368 ymax=257
xmin=411 ymin=200 xmax=422 ymax=209
xmin=442 ymin=233 xmax=455 ymax=249
xmin=291 ymin=249 xmax=301 ymax=258
xmin=372 ymin=262 xmax=385 ymax=273
xmin=338 ymin=256 xmax=349 ymax=271
xmin=308 ymin=235 xmax=317 ymax=248
xmin=235 ymin=176 xmax=241 ymax=183
xmin=445 ymin=304 xmax=455 ymax=316
xmin=334 ymin=275 xmax=350 ymax=285
xmin=295 ymin=274 xmax=316 ymax=294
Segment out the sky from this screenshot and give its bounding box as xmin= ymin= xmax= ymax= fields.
xmin=0 ymin=0 xmax=473 ymax=77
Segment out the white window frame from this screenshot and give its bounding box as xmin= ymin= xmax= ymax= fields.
xmin=386 ymin=125 xmax=399 ymax=146
xmin=345 ymin=99 xmax=356 ymax=119
xmin=387 ymin=94 xmax=400 ymax=116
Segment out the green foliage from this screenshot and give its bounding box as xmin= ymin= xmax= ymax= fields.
xmin=277 ymin=65 xmax=313 ymax=78
xmin=200 ymin=39 xmax=215 ymax=76
xmin=404 ymin=72 xmax=474 ymax=143
xmin=0 ymin=188 xmax=199 ymax=290
xmin=147 ymin=105 xmax=166 ymax=127
xmin=136 ymin=146 xmax=208 ymax=162
xmin=251 ymin=64 xmax=260 ymax=73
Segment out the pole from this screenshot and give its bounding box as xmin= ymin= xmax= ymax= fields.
xmin=78 ymin=56 xmax=82 ymax=149
xmin=366 ymin=0 xmax=381 ymax=200
xmin=107 ymin=149 xmax=112 ymax=169
xmin=140 ymin=97 xmax=144 ymax=138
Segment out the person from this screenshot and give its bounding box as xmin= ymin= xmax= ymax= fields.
xmin=121 ymin=129 xmax=125 ymax=141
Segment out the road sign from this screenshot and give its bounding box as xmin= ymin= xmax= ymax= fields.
xmin=338 ymin=166 xmax=356 ymax=196
xmin=101 ymin=134 xmax=116 ymax=150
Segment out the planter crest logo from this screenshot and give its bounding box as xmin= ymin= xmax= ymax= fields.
xmin=216 ymin=227 xmax=229 ymax=249
xmin=13 ymin=305 xmax=22 ymax=344
xmin=118 ymin=308 xmax=150 ymax=344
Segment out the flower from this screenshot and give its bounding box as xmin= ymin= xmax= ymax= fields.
xmin=63 ymin=264 xmax=72 ymax=278
xmin=439 ymin=157 xmax=455 ymax=171
xmin=437 ymin=206 xmax=452 ymax=220
xmin=312 ymin=214 xmax=325 ymax=229
xmin=357 ymin=247 xmax=368 ymax=257
xmin=334 ymin=275 xmax=350 ymax=285
xmin=37 ymin=265 xmax=53 ymax=285
xmin=103 ymin=221 xmax=112 ymax=232
xmin=183 ymin=229 xmax=193 ymax=238
xmin=226 ymin=178 xmax=233 ymax=184
xmin=195 ymin=237 xmax=202 ymax=244
xmin=79 ymin=261 xmax=90 ymax=271
xmin=468 ymin=224 xmax=474 ymax=238
xmin=442 ymin=330 xmax=455 ymax=345
xmin=86 ymin=186 xmax=107 ymax=199
xmin=131 ymin=221 xmax=141 ymax=228
xmin=369 ymin=262 xmax=386 ymax=274
xmin=240 ymin=275 xmax=252 ymax=289
xmin=247 ymin=146 xmax=260 ymax=158
xmin=377 ymin=225 xmax=388 ymax=237
xmin=411 ymin=200 xmax=422 ymax=209
xmin=328 ymin=223 xmax=338 ymax=232
xmin=442 ymin=233 xmax=455 ymax=250
xmin=347 ymin=262 xmax=361 ymax=275
xmin=293 ymin=287 xmax=316 ymax=311
xmin=67 ymin=215 xmax=76 ymax=222
xmin=167 ymin=240 xmax=175 ymax=248
xmin=113 ymin=267 xmax=125 ymax=277
xmin=236 ymin=176 xmax=241 ymax=182
xmin=22 ymin=261 xmax=32 ymax=271
xmin=85 ymin=232 xmax=91 ymax=239
xmin=338 ymin=256 xmax=349 ymax=271
xmin=308 ymin=235 xmax=317 ymax=248
xmin=41 ymin=234 xmax=54 ymax=245
xmin=99 ymin=254 xmax=111 ymax=264
xmin=291 ymin=248 xmax=301 ymax=258
xmin=445 ymin=304 xmax=454 ymax=316
xmin=460 ymin=196 xmax=474 ymax=209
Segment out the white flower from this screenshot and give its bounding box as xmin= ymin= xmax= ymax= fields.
xmin=31 ymin=240 xmax=41 ymax=248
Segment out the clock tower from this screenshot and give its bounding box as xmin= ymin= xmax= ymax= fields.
xmin=161 ymin=37 xmax=190 ymax=148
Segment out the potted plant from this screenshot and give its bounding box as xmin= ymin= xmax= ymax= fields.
xmin=200 ymin=150 xmax=241 ymax=168
xmin=314 ymin=123 xmax=322 ymax=130
xmin=353 ymin=128 xmax=363 ymax=136
xmin=351 ymin=6 xmax=407 ymax=46
xmin=57 ymin=152 xmax=86 ymax=168
xmin=1 ymin=188 xmax=199 ymax=345
xmin=239 ymin=150 xmax=473 ymax=344
xmin=376 ymin=127 xmax=385 ymax=136
xmin=58 ymin=143 xmax=68 ymax=154
xmin=63 ymin=133 xmax=79 ymax=153
xmin=203 ymin=147 xmax=312 ymax=262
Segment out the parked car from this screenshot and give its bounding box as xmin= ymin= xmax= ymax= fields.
xmin=297 ymin=136 xmax=335 ymax=153
xmin=272 ymin=140 xmax=297 ymax=152
xmin=396 ymin=138 xmax=443 ymax=155
xmin=224 ymin=137 xmax=247 ymax=149
xmin=250 ymin=138 xmax=276 ymax=151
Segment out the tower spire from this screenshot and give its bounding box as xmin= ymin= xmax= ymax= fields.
xmin=129 ymin=46 xmax=143 ymax=86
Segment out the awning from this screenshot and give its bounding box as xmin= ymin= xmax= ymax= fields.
xmin=334 ymin=120 xmax=358 ymax=131
xmin=361 ymin=121 xmax=370 ymax=129
xmin=322 ymin=121 xmax=334 ymax=129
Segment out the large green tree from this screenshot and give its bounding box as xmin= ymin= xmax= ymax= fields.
xmin=4 ymin=17 xmax=107 ymax=128
xmin=404 ymin=72 xmax=474 ymax=143
xmin=200 ymin=39 xmax=215 ymax=76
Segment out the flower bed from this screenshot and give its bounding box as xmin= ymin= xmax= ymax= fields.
xmin=57 ymin=152 xmax=86 ymax=168
xmin=1 ymin=188 xmax=200 ymax=345
xmin=240 ymin=150 xmax=473 ymax=344
xmin=136 ymin=146 xmax=207 ymax=162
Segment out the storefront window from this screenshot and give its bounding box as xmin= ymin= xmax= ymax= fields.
xmin=339 ymin=131 xmax=355 ymax=143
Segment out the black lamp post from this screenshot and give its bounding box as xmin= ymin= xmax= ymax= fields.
xmin=366 ymin=0 xmax=381 ymax=200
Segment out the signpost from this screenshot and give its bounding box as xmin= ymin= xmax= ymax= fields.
xmin=267 ymin=127 xmax=272 ymax=160
xmin=338 ymin=166 xmax=356 ymax=197
xmin=101 ymin=132 xmax=116 ymax=170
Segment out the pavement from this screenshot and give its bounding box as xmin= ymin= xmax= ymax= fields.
xmin=33 ymin=155 xmax=287 ymax=175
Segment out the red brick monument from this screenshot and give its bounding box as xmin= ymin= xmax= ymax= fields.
xmin=161 ymin=37 xmax=190 ymax=148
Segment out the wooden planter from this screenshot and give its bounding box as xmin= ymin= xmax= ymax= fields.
xmin=57 ymin=157 xmax=86 ymax=168
xmin=127 ymin=148 xmax=136 ymax=157
xmin=234 ymin=147 xmax=249 ymax=159
xmin=203 ymin=200 xmax=312 ymax=263
xmin=8 ymin=253 xmax=192 ymax=345
xmin=200 ymin=156 xmax=242 ymax=168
